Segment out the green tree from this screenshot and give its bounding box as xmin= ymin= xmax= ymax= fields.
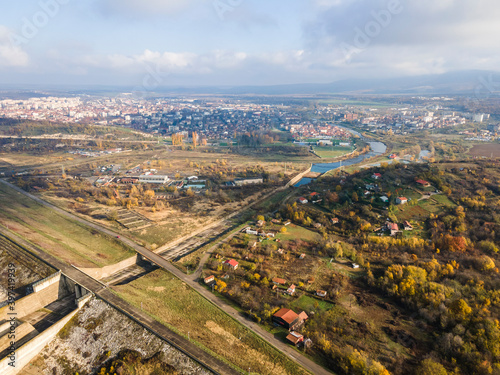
xmin=417 ymin=359 xmax=448 ymax=375
xmin=449 ymin=299 xmax=472 ymax=322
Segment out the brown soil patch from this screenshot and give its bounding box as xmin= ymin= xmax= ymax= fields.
xmin=469 ymin=143 xmax=500 ymax=157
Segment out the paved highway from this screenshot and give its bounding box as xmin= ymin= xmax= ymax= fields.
xmin=0 ymin=179 xmax=333 ymax=375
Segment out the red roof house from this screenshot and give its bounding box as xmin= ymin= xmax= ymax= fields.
xmin=272 ymin=278 xmax=286 ymax=285
xmin=272 ymin=308 xmax=303 ymax=330
xmin=272 ymin=308 xmax=299 ymax=329
xmin=396 ymin=197 xmax=408 ymax=205
xmin=298 ymin=197 xmax=308 ymax=204
xmin=298 ymin=311 xmax=309 ymax=321
xmin=387 ymin=222 xmax=399 ymax=236
xmin=416 ymin=179 xmax=431 ymax=187
xmin=204 ymin=275 xmax=215 ymax=284
xmin=224 ymin=259 xmax=239 ymax=270
xmin=286 ymin=284 xmax=296 ymax=295
xmin=286 ymin=331 xmax=304 ymax=346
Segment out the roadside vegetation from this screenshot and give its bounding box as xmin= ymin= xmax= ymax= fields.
xmin=113 ymin=268 xmax=310 ymax=375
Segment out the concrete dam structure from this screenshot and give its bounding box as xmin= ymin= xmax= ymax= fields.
xmin=0 ymin=270 xmax=92 ymax=375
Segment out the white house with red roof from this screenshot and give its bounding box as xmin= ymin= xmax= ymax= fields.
xmin=286 ymin=284 xmax=296 ymax=295
xmin=396 ymin=197 xmax=408 ymax=205
xmin=386 ymin=222 xmax=399 ymax=236
xmin=224 ymin=259 xmax=239 ymax=270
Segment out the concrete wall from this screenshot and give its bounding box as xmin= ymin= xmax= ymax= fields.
xmin=31 ymin=272 xmax=61 ymax=293
xmin=78 ymin=254 xmax=139 ymax=280
xmin=0 ymin=282 xmax=60 ymax=322
xmin=76 ymin=294 xmax=92 ymax=309
xmin=0 ymin=323 xmax=36 ymax=353
xmin=286 ymin=165 xmax=313 ymax=187
xmin=0 ymin=306 xmax=80 ymax=375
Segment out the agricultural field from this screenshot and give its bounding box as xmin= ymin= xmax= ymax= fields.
xmin=0 ymin=182 xmax=134 ymax=267
xmin=0 ymin=151 xmax=71 ymax=172
xmin=113 ymin=269 xmax=309 ymax=375
xmin=394 ymin=194 xmax=456 ymax=221
xmin=468 ymin=142 xmax=500 ymax=158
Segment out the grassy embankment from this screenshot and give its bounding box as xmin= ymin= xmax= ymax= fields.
xmin=114 ymin=269 xmax=310 ymax=375
xmin=0 ymin=183 xmax=134 ymax=267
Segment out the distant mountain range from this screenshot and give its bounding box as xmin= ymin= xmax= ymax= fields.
xmin=3 ymin=70 xmax=500 ymax=97
xmin=155 ymin=70 xmax=500 ymax=96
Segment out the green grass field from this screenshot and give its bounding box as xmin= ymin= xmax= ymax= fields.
xmin=431 ymin=194 xmax=456 ymax=207
xmin=291 ymin=295 xmax=333 ymax=314
xmin=113 ymin=269 xmax=309 ymax=375
xmin=264 ymin=224 xmax=322 ymax=243
xmin=395 ymin=194 xmax=456 ymax=221
xmin=313 ymin=146 xmax=352 ymax=159
xmin=0 ymin=183 xmax=134 ymax=267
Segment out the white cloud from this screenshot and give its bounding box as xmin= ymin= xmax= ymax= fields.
xmin=301 ymin=0 xmax=500 ymax=77
xmin=0 ymin=26 xmax=29 ymax=68
xmin=99 ymin=0 xmax=208 ymax=16
xmin=48 ymin=49 xmax=251 ymax=78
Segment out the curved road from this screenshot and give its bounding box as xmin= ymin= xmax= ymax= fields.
xmin=0 ymin=179 xmax=333 ymax=375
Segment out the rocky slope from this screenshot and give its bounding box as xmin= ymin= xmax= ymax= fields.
xmin=19 ymin=298 xmax=211 ymax=375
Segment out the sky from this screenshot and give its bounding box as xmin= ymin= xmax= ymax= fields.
xmin=1 ymin=0 xmax=499 ymax=88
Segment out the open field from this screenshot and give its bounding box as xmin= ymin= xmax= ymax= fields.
xmin=113 ymin=269 xmax=309 ymax=375
xmin=0 ymin=152 xmax=71 ymax=172
xmin=275 ymin=224 xmax=322 ymax=242
xmin=468 ymin=142 xmax=500 ymax=157
xmin=313 ymin=146 xmax=352 ymax=159
xmin=0 ymin=182 xmax=135 ymax=267
xmin=316 ymin=99 xmax=395 ymax=108
xmin=395 ymin=194 xmax=456 ymax=221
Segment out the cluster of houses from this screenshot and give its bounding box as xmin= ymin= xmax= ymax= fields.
xmin=366 ymin=174 xmax=433 ymax=206
xmin=298 ymin=191 xmax=322 ymax=205
xmin=244 ymin=226 xmax=276 ymax=238
xmin=272 ymin=308 xmax=309 ymax=346
xmin=380 ymin=219 xmax=413 ymax=236
xmin=203 ymin=259 xmax=240 ymax=285
xmin=203 ymin=259 xmax=332 ymax=347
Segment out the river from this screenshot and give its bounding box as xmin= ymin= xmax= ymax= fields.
xmin=294 ymin=128 xmax=387 ymax=187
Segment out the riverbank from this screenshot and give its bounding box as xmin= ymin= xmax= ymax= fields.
xmin=293 ymin=127 xmax=388 ymax=186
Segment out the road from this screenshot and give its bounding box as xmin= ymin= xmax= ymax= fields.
xmin=0 ymin=134 xmax=158 ymax=143
xmin=155 ymin=186 xmax=285 ymax=260
xmin=0 ymin=179 xmax=333 ymax=375
xmin=157 ymin=218 xmax=235 ymax=260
